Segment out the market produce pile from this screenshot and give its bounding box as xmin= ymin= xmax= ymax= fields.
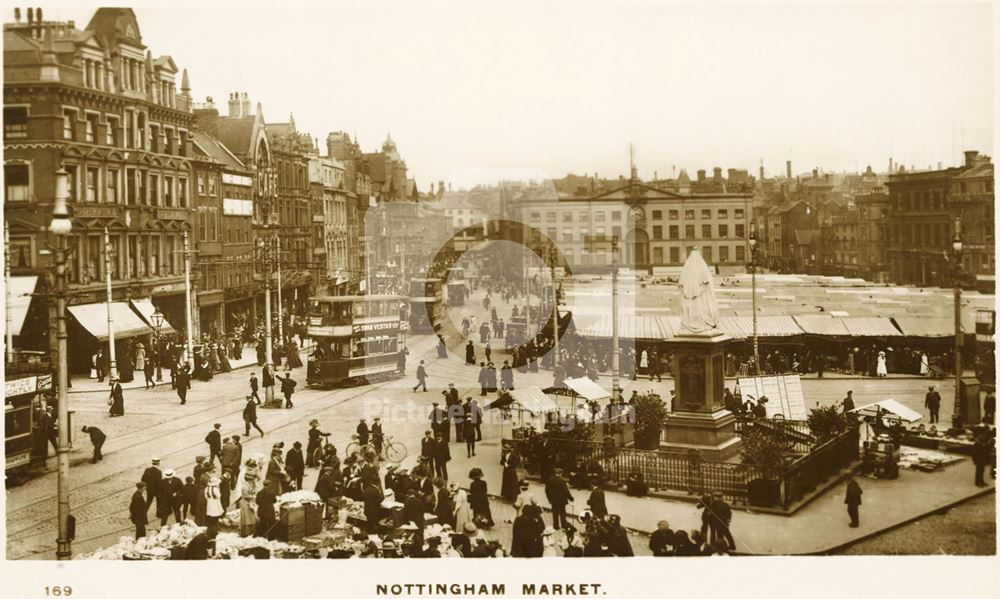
xmin=75 ymin=521 xmax=207 ymax=560
xmin=898 ymin=447 xmax=964 ymax=471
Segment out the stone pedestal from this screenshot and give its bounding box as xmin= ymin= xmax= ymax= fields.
xmin=661 ymin=329 xmax=742 ymax=462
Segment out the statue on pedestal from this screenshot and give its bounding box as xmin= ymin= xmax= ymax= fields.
xmin=679 ymin=248 xmax=719 ymax=334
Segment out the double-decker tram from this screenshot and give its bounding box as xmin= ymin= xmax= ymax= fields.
xmin=446 ymin=267 xmax=466 ymax=307
xmin=306 ymin=295 xmax=406 ymax=387
xmin=6 ymin=351 xmax=53 ymax=480
xmin=408 ymin=278 xmax=443 ymax=334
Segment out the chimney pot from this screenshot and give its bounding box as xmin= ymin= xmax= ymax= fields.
xmin=27 ymin=7 xmax=33 ymax=24
xmin=36 ymin=7 xmax=41 ymax=22
xmin=964 ymin=150 xmax=978 ymax=167
xmin=812 ymin=168 xmax=819 ymax=179
xmin=786 ymin=160 xmax=792 ymax=179
xmin=713 ymin=167 xmax=722 ymax=181
xmin=14 ymin=7 xmax=20 ymax=22
xmin=697 ymin=169 xmax=706 ymax=182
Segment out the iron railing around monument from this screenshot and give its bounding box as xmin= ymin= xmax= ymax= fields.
xmin=734 ymin=416 xmax=815 ymax=454
xmin=781 ymin=427 xmax=860 ymax=509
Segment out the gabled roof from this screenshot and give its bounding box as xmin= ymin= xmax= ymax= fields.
xmin=154 ymin=55 xmax=177 ymax=73
xmin=794 ymin=229 xmax=821 ymax=245
xmin=192 ymin=131 xmax=248 ymax=172
xmin=589 ymin=181 xmax=683 ymax=201
xmin=955 ymin=162 xmax=994 ymax=179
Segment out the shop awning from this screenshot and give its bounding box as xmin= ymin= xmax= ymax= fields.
xmin=839 ymin=317 xmax=901 ymax=337
xmin=560 ymin=377 xmax=611 ymax=401
xmin=571 ymin=314 xmax=673 ymax=341
xmin=6 ymin=275 xmax=38 ymax=336
xmin=68 ymin=302 xmax=154 ymax=342
xmin=850 ymin=399 xmax=922 ymax=423
xmin=129 ymin=298 xmax=177 ymax=334
xmin=891 ymin=316 xmax=955 ymax=338
xmin=508 ymin=387 xmax=559 ymax=415
xmin=793 ymin=315 xmax=850 ymax=336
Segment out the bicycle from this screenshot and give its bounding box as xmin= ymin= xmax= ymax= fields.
xmin=345 ymin=434 xmax=408 ymax=463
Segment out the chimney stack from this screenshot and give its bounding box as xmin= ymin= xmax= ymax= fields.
xmin=36 ymin=7 xmax=42 ymax=22
xmin=228 ymin=93 xmax=241 ymax=117
xmin=697 ymin=169 xmax=706 ymax=183
xmin=812 ymin=168 xmax=819 ymax=179
xmin=786 ymin=160 xmax=792 ymax=179
xmin=713 ymin=167 xmax=722 ymax=182
xmin=14 ymin=7 xmax=20 ymax=22
xmin=241 ymin=92 xmax=250 ymax=117
xmin=27 ymin=7 xmax=33 ymax=24
xmin=937 ymin=161 xmax=943 ymax=170
xmin=964 ymin=150 xmax=978 ymax=167
xmin=759 ymin=163 xmax=765 ymax=181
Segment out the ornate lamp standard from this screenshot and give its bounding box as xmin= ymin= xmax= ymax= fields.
xmin=49 ymin=168 xmax=73 ymax=560
xmin=748 ymin=220 xmax=760 ymax=375
xmin=151 ymin=308 xmax=165 ymax=381
xmin=951 ymin=217 xmax=964 ymax=427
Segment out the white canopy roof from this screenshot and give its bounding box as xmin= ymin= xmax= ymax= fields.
xmin=850 ymin=399 xmax=923 ymax=423
xmin=561 ymin=377 xmax=611 ymax=401
xmin=6 ymin=275 xmax=38 ymax=336
xmin=509 ymin=387 xmax=559 ymax=415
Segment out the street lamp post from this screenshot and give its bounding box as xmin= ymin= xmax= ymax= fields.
xmin=749 ymin=220 xmax=760 ymax=375
xmin=151 ymin=308 xmax=165 ymax=382
xmin=951 ymin=217 xmax=964 ymax=428
xmin=549 ymin=246 xmax=559 ymax=368
xmin=611 ymin=236 xmax=620 ymax=404
xmin=5 ymin=221 xmax=13 ymax=364
xmin=50 ymin=168 xmax=73 ymax=560
xmin=103 ymin=227 xmax=117 ymax=383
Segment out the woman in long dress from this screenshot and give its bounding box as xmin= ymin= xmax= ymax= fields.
xmin=453 ymin=487 xmax=473 ymax=534
xmin=469 ymin=468 xmax=494 ymax=528
xmin=876 ymin=351 xmax=888 ymax=378
xmin=238 ymin=460 xmax=259 ymax=536
xmin=134 ymin=343 xmax=146 ymax=372
xmin=218 ymin=342 xmax=232 ymax=373
xmin=500 ymin=449 xmax=520 ymax=501
xmin=920 ymin=352 xmax=929 ymax=376
xmin=286 ymin=340 xmax=303 ymax=369
xmin=205 ymin=477 xmax=224 ymax=533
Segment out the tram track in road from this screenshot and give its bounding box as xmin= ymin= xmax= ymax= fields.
xmin=7 ymin=375 xmax=404 ymax=553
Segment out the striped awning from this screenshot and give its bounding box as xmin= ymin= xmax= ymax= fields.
xmin=721 ymin=315 xmax=802 ymax=338
xmin=839 ymin=317 xmax=902 ymax=337
xmin=509 ymin=387 xmax=559 ymax=415
xmin=572 ymin=314 xmax=673 ymax=341
xmin=892 ymin=316 xmax=956 ymax=338
xmin=68 ymin=302 xmax=154 ymax=342
xmin=6 ymin=276 xmax=38 ymax=336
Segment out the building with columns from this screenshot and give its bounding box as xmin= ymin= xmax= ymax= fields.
xmin=4 ymin=7 xmax=196 ymax=372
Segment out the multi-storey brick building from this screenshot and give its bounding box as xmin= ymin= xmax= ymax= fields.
xmin=327 ymin=131 xmax=373 ymax=292
xmin=4 ymin=7 xmax=196 ymax=370
xmin=307 ymin=153 xmax=351 ymax=294
xmin=885 ymin=151 xmax=994 ymax=287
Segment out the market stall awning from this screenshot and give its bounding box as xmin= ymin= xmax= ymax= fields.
xmin=6 ymin=275 xmax=38 ymax=336
xmin=129 ymin=298 xmax=177 ymax=334
xmin=561 ymin=377 xmax=611 ymax=401
xmin=838 ymin=317 xmax=901 ymax=337
xmin=891 ymin=316 xmax=955 ymax=338
xmin=850 ymin=399 xmax=922 ymax=423
xmin=571 ymin=314 xmax=673 ymax=341
xmin=68 ymin=302 xmax=154 ymax=342
xmin=509 ymin=387 xmax=559 ymax=415
xmin=721 ymin=315 xmax=802 ymax=338
xmin=793 ymin=315 xmax=850 ymax=336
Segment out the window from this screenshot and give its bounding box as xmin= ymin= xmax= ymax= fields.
xmin=612 ymin=211 xmax=622 ymax=221
xmin=106 ymin=116 xmax=119 ymax=146
xmin=163 ymin=176 xmax=173 ymax=207
xmin=85 ymin=113 xmax=99 ymax=143
xmin=4 ymin=163 xmax=30 ymax=201
xmin=702 ymin=224 xmax=711 ymax=238
xmin=546 ymin=227 xmax=557 ymax=240
xmin=208 ymin=176 xmax=217 ymax=196
xmin=136 ymin=113 xmax=146 ymax=150
xmin=149 ymin=124 xmax=160 ymax=153
xmin=164 ymin=127 xmax=174 ymax=154
xmin=718 ymin=209 xmax=728 ymax=219
xmin=719 ymin=246 xmax=730 ymax=262
xmin=150 ymin=235 xmax=161 ymax=277
xmin=164 ymin=236 xmax=175 ymax=275
xmin=669 ymin=247 xmax=679 ymax=264
xmin=63 ymin=109 xmax=76 ymax=140
xmin=595 ymin=212 xmax=606 ymax=222
xmin=4 ymin=106 xmax=28 ymax=139
xmin=530 ymin=212 xmax=541 ymax=222
xmin=126 ymin=168 xmax=137 ymax=204
xmin=685 ymin=209 xmax=695 ymax=219
xmin=546 ymin=212 xmax=557 ymax=222
xmin=562 ymin=228 xmax=573 ymax=242
xmin=85 ymin=236 xmax=102 ymax=283
xmin=736 ymin=245 xmax=745 ymax=262
xmin=652 ymin=210 xmax=662 ymax=220
xmin=718 ymin=224 xmax=729 ymax=238
xmin=197 ymin=174 xmax=206 ymax=195
xmin=685 ymin=224 xmax=694 ymax=238
xmin=701 ymin=209 xmax=712 ymax=219
xmin=703 ymin=247 xmax=713 ymax=262
xmin=669 ymin=225 xmax=678 ymax=239
xmin=128 ymin=236 xmax=138 ymax=278
xmin=9 ymin=236 xmax=33 ymax=268
xmin=579 ymin=212 xmax=589 ymax=222
xmin=652 ymin=225 xmax=662 ymax=240
xmin=64 ymin=165 xmax=78 ymax=200
xmin=86 ymin=167 xmax=100 ymax=202
xmin=668 ymin=210 xmax=679 ymax=220
xmin=735 ymin=208 xmax=745 ymax=219
xmin=124 ymin=110 xmax=134 ymax=149
xmin=563 ymin=212 xmax=573 ymax=222
xmin=653 ymin=247 xmax=663 ymax=263
xmin=179 ymin=130 xmax=188 ymax=157
xmin=148 ymin=174 xmax=159 ymax=206
xmin=595 ymin=226 xmax=606 ymax=236
xmin=735 ymin=223 xmax=745 ymax=238
xmin=106 ymin=168 xmax=119 ymax=203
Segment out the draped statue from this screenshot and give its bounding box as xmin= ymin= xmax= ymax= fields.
xmin=678 ymin=248 xmax=720 ymax=334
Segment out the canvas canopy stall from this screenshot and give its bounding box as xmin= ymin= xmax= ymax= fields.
xmin=571 ymin=314 xmax=674 ymax=341
xmin=545 ymin=376 xmax=612 ymax=418
xmin=486 ymin=387 xmax=560 ymax=437
xmin=891 ymin=317 xmax=955 ymax=338
xmin=849 ymin=399 xmax=922 ymax=423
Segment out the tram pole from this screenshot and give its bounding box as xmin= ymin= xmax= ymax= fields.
xmin=104 ymin=227 xmax=117 ymax=382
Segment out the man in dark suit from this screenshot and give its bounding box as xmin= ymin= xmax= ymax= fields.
xmin=711 ymin=491 xmax=736 ymax=551
xmin=428 ymin=402 xmax=448 ymax=441
xmin=280 ymin=373 xmax=297 ymax=408
xmin=845 ymin=475 xmax=863 ymax=527
xmin=420 ymin=430 xmax=437 ymax=474
xmin=81 ymin=425 xmax=106 ymax=463
xmin=205 ymin=423 xmax=222 ymax=466
xmin=433 ymin=433 xmax=450 ymax=481
xmin=175 ymin=365 xmax=191 ymax=405
xmin=130 ymin=482 xmax=149 ymax=539
xmin=285 ymin=441 xmax=305 ymax=491
xmin=256 ymin=480 xmax=278 ymax=540
xmin=157 ymin=469 xmax=184 ymax=525
xmin=925 ymin=386 xmax=941 ymax=424
xmin=141 ymin=458 xmax=162 ymax=510
xmin=356 ymin=418 xmax=370 ymax=447
xmin=402 ymin=488 xmax=425 ymax=528
xmin=362 ymin=478 xmax=385 ymax=532
xmin=413 ymin=360 xmax=428 ymax=392
xmin=544 ymin=469 xmax=573 ymax=530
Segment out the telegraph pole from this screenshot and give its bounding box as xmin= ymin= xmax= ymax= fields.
xmin=4 ymin=222 xmax=13 ymax=363
xmin=104 ymin=228 xmax=118 ymax=381
xmin=182 ymin=231 xmax=195 ymax=370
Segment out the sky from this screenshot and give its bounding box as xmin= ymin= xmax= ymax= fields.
xmin=24 ymin=0 xmax=996 ymax=190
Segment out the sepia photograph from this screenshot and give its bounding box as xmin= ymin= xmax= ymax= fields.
xmin=2 ymin=0 xmax=997 ymax=597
